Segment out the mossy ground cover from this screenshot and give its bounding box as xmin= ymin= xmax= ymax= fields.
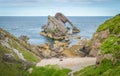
xmin=0 ymin=28 xmax=71 ymax=76
xmin=97 ymin=14 xmax=120 ymax=34
xmin=74 ymin=14 xmax=120 ymax=76
xmin=0 ymin=28 xmax=40 ymax=62
xmin=0 ymin=60 xmax=25 ymax=76
xmin=74 ymin=59 xmax=120 ymax=76
xmin=101 ymin=36 xmax=120 ymax=58
xmin=24 ymin=65 xmax=71 ymax=76
xmin=12 ymin=40 xmax=39 ymax=62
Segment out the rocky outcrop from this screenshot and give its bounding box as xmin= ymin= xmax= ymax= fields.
xmin=2 ymin=53 xmax=16 ymax=62
xmin=50 ymin=40 xmax=90 ymax=57
xmin=89 ymin=29 xmax=110 ymax=57
xmin=55 ymin=13 xmax=80 ymax=33
xmin=37 ymin=43 xmax=51 ymax=58
xmin=0 ymin=28 xmax=41 ymax=75
xmin=40 ymin=13 xmax=80 ymax=40
xmin=18 ymin=35 xmax=29 ymax=43
xmin=73 ymin=14 xmax=120 ymax=76
xmin=53 ymin=41 xmax=69 ymax=52
xmin=89 ymin=14 xmax=120 ymax=66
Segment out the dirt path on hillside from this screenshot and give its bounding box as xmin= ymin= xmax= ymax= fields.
xmin=36 ymin=57 xmax=96 ymax=72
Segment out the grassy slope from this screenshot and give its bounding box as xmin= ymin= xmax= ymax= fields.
xmin=0 ymin=28 xmax=71 ymax=76
xmin=0 ymin=28 xmax=40 ymax=76
xmin=0 ymin=28 xmax=40 ymax=62
xmin=74 ymin=14 xmax=120 ymax=76
xmin=97 ymin=14 xmax=120 ymax=34
xmin=74 ymin=59 xmax=120 ymax=76
xmin=25 ymin=65 xmax=71 ymax=76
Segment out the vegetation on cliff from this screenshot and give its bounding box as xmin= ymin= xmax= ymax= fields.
xmin=0 ymin=28 xmax=71 ymax=76
xmin=0 ymin=28 xmax=40 ymax=76
xmin=74 ymin=59 xmax=120 ymax=76
xmin=97 ymin=14 xmax=120 ymax=35
xmin=101 ymin=35 xmax=120 ymax=58
xmin=74 ymin=14 xmax=120 ymax=76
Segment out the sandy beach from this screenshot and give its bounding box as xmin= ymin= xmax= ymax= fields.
xmin=36 ymin=57 xmax=96 ymax=71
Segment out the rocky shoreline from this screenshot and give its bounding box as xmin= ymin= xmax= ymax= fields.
xmin=1 ymin=13 xmax=119 ymax=76
xmin=38 ymin=13 xmax=93 ymax=58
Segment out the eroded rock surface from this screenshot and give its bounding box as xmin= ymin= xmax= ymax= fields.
xmin=89 ymin=29 xmax=110 ymax=57
xmin=40 ymin=13 xmax=80 ymax=40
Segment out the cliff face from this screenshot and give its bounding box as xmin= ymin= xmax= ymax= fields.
xmin=74 ymin=14 xmax=120 ymax=76
xmin=0 ymin=28 xmax=41 ymax=76
xmin=89 ymin=14 xmax=120 ymax=57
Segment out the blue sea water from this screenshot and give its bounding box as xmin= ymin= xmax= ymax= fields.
xmin=0 ymin=16 xmax=112 ymax=44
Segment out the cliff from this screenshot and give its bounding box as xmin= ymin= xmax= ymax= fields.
xmin=74 ymin=14 xmax=120 ymax=76
xmin=0 ymin=28 xmax=41 ymax=76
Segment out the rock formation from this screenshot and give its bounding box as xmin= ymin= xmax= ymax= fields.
xmin=88 ymin=14 xmax=120 ymax=68
xmin=89 ymin=28 xmax=110 ymax=57
xmin=73 ymin=14 xmax=120 ymax=76
xmin=18 ymin=35 xmax=29 ymax=43
xmin=40 ymin=13 xmax=80 ymax=40
xmin=37 ymin=43 xmax=51 ymax=58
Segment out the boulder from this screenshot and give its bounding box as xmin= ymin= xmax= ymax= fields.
xmin=72 ymin=27 xmax=80 ymax=33
xmin=54 ymin=41 xmax=69 ymax=49
xmin=28 ymin=68 xmax=33 ymax=74
xmin=68 ymin=45 xmax=86 ymax=57
xmin=80 ymin=46 xmax=90 ymax=55
xmin=2 ymin=53 xmax=16 ymax=62
xmin=62 ymin=49 xmax=76 ymax=57
xmin=53 ymin=41 xmax=69 ymax=53
xmin=89 ymin=49 xmax=99 ymax=57
xmin=101 ymin=29 xmax=110 ymax=39
xmin=38 ymin=43 xmax=51 ymax=58
xmin=18 ymin=35 xmax=29 ymax=43
xmin=95 ymin=53 xmax=113 ymax=68
xmin=89 ymin=30 xmax=109 ymax=57
xmin=50 ymin=51 xmax=57 ymax=57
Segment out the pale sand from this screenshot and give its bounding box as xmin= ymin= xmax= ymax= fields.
xmin=36 ymin=57 xmax=96 ymax=72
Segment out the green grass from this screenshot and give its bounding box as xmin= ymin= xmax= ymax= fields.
xmin=74 ymin=14 xmax=120 ymax=76
xmin=74 ymin=59 xmax=120 ymax=76
xmin=11 ymin=40 xmax=39 ymax=62
xmin=25 ymin=65 xmax=71 ymax=76
xmin=101 ymin=36 xmax=120 ymax=58
xmin=0 ymin=28 xmax=40 ymax=62
xmin=0 ymin=28 xmax=41 ymax=75
xmin=102 ymin=66 xmax=120 ymax=76
xmin=0 ymin=61 xmax=25 ymax=76
xmin=0 ymin=43 xmax=12 ymax=53
xmin=97 ymin=14 xmax=120 ymax=34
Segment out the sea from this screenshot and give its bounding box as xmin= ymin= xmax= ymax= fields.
xmin=0 ymin=16 xmax=112 ymax=45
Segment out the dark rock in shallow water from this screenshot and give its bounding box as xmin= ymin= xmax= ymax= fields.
xmin=40 ymin=13 xmax=80 ymax=40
